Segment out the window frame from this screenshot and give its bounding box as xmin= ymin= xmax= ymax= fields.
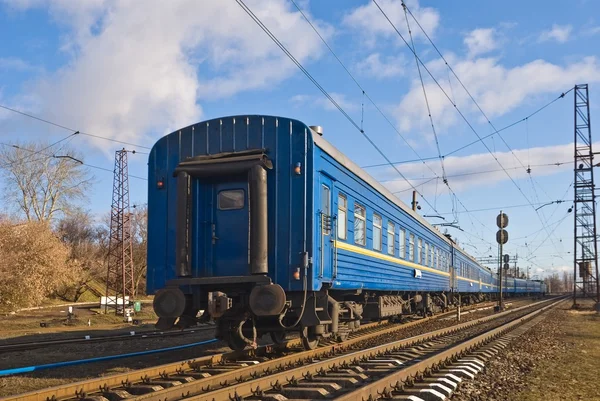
xmin=217 ymin=189 xmax=245 ymax=210
xmin=399 ymin=228 xmax=406 ymax=259
xmin=372 ymin=213 xmax=382 ymax=251
xmin=417 ymin=238 xmax=422 ymax=264
xmin=424 ymin=242 xmax=429 ymax=266
xmin=354 ymin=203 xmax=366 ymax=246
xmin=409 ymin=233 xmax=415 ymax=261
xmin=387 ymin=221 xmax=395 ymax=255
xmin=337 ymin=193 xmax=347 ymax=240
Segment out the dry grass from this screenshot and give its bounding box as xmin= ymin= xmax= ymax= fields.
xmin=516 ymin=300 xmax=600 ymax=401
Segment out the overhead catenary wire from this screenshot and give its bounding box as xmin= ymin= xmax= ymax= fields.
xmin=379 ymin=160 xmax=572 ymax=183
xmin=401 ymin=1 xmax=569 ymax=254
xmin=235 ymin=0 xmax=440 ymax=213
xmin=0 ymin=103 xmax=152 ymax=150
xmin=362 ymin=93 xmax=574 ymax=169
xmin=401 ymin=2 xmax=447 ymax=185
xmin=375 ymin=0 xmax=568 ymax=258
xmin=0 ymin=142 xmax=148 ymax=181
xmin=288 ymin=0 xmax=493 ymax=248
xmin=435 ymin=199 xmax=573 ymax=215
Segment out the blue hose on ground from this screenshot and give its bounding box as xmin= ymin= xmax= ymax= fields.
xmin=0 ymin=338 xmax=219 ymax=377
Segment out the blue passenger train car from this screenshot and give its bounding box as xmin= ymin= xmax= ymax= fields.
xmin=147 ymin=115 xmax=545 ymax=350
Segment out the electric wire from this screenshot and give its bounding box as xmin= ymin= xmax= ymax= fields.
xmin=235 ymin=0 xmax=440 ymax=213
xmin=402 ymin=1 xmax=570 ymax=253
xmin=0 ymin=103 xmax=152 ymax=149
xmin=379 ymin=160 xmax=571 ymax=183
xmin=289 ymin=0 xmax=492 ymax=248
xmin=376 ymin=0 xmax=568 ymax=259
xmin=401 ymin=2 xmax=447 ymax=184
xmin=0 ymin=142 xmax=148 ymax=181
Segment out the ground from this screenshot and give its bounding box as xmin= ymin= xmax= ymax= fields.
xmin=0 ymin=299 xmax=157 ymax=340
xmin=453 ymin=298 xmax=600 ymax=401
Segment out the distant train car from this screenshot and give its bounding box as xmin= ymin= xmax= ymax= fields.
xmin=147 ymin=115 xmax=544 ymax=350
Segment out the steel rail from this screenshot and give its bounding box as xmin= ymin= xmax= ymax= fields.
xmin=3 ymin=300 xmax=503 ymax=401
xmin=0 ymin=326 xmax=215 ymax=353
xmin=160 ymin=298 xmax=555 ymax=401
xmin=335 ymin=297 xmax=566 ymax=401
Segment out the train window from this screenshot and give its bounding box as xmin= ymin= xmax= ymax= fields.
xmin=218 ymin=189 xmax=245 ymax=210
xmin=417 ymin=238 xmax=422 ymax=264
xmin=424 ymin=243 xmax=429 ymax=266
xmin=430 ymin=246 xmax=434 ymax=268
xmin=337 ymin=194 xmax=347 ymax=240
xmin=387 ymin=221 xmax=395 ymax=255
xmin=354 ymin=203 xmax=366 ymax=246
xmin=399 ymin=229 xmax=406 ymax=259
xmin=373 ymin=214 xmax=382 ymax=251
xmin=435 ymin=248 xmax=439 ymax=269
xmin=409 ymin=233 xmax=414 ymax=261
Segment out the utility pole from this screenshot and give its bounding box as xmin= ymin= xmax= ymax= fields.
xmin=572 ymin=84 xmax=600 ymax=311
xmin=104 ymin=149 xmax=135 ymax=315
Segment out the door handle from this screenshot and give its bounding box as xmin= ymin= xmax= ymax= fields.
xmin=212 ymin=224 xmax=218 ymax=244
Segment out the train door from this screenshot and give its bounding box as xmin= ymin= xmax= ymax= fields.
xmin=212 ymin=180 xmax=250 ymax=276
xmin=318 ymin=175 xmax=333 ymax=281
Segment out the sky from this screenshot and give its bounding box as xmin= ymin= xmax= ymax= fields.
xmin=1 ymin=0 xmax=600 ymax=279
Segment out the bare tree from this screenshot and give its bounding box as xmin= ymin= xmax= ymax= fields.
xmin=131 ymin=204 xmax=148 ymax=295
xmin=0 ymin=142 xmax=94 ymax=222
xmin=55 ymin=209 xmax=105 ymax=302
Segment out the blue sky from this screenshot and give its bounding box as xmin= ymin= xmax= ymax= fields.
xmin=1 ymin=0 xmax=600 ymax=279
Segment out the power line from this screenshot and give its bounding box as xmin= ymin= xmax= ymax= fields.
xmin=435 ymin=199 xmax=573 ymax=215
xmin=288 ymin=0 xmax=493 ymax=249
xmin=0 ymin=103 xmax=152 ymax=150
xmin=235 ymin=0 xmax=441 ymax=214
xmin=0 ymin=142 xmax=147 ymax=181
xmin=376 ymin=0 xmax=567 ymax=257
xmin=379 ymin=160 xmax=571 ymax=183
xmin=401 ymin=2 xmax=447 ymax=185
xmin=402 ymin=1 xmax=569 ymax=254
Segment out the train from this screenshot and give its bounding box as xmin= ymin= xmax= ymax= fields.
xmin=147 ymin=115 xmax=546 ymax=350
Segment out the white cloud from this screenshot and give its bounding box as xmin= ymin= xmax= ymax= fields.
xmin=583 ymin=26 xmax=600 ymax=36
xmin=290 ymin=92 xmax=359 ymax=112
xmin=355 ymin=53 xmax=405 ymax=79
xmin=464 ymin=28 xmax=498 ymax=58
xmin=0 ymin=57 xmax=40 ymax=72
xmin=3 ymin=0 xmax=330 ymax=151
xmin=538 ymin=24 xmax=572 ymax=43
xmin=374 ymin=141 xmax=578 ymax=195
xmin=343 ymin=0 xmax=439 ymax=46
xmin=394 ymin=56 xmax=600 ymax=137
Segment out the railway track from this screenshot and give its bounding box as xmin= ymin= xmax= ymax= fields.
xmin=1 ymin=298 xmax=541 ymax=401
xmin=0 ymin=325 xmax=215 ymax=353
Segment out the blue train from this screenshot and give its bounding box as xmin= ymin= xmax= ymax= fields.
xmin=147 ymin=115 xmax=546 ymax=350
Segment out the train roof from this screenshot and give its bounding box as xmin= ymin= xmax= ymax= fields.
xmin=312 ymin=127 xmax=490 ymax=272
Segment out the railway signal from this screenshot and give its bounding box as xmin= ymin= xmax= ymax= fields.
xmin=496 ymin=212 xmax=509 ymax=311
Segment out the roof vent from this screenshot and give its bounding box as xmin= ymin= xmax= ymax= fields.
xmin=309 ymin=125 xmax=323 ymax=136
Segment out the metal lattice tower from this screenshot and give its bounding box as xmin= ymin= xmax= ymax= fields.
xmin=105 ymin=149 xmax=135 ymax=314
xmin=573 ymin=84 xmax=600 ymax=306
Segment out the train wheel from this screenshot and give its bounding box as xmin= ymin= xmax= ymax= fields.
xmin=301 ymin=327 xmax=319 ymax=350
xmin=270 ymin=331 xmax=287 ymax=344
xmin=226 ymin=331 xmax=247 ymax=351
xmin=336 ymin=332 xmax=349 ymax=343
